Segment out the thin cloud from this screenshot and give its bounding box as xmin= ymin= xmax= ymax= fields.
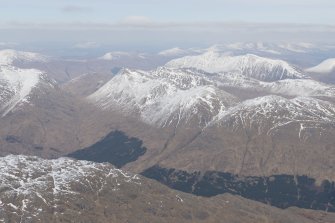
xmin=61 ymin=5 xmax=93 ymax=13
xmin=1 ymin=20 xmax=335 ymax=45
xmin=119 ymin=16 xmax=153 ymax=26
xmin=0 ymin=42 xmax=18 ymax=47
xmin=2 ymin=20 xmax=335 ymax=32
xmin=73 ymin=42 xmax=100 ymax=49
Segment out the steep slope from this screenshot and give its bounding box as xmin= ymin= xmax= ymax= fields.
xmin=166 ymin=51 xmax=305 ymax=82
xmin=212 ymin=95 xmax=335 ymax=133
xmin=0 ymin=155 xmax=333 ymax=223
xmin=0 ymin=50 xmax=109 ymax=158
xmin=157 ymin=95 xmax=335 ymax=180
xmin=0 ymin=50 xmax=51 ymax=117
xmin=62 ymin=71 xmax=114 ymax=98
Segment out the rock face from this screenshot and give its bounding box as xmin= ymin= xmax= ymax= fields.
xmin=0 ymin=155 xmax=334 ymax=223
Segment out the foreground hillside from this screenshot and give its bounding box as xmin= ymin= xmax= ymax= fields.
xmin=0 ymin=155 xmax=334 ymax=223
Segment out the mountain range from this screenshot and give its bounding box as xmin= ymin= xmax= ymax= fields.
xmin=1 ymin=45 xmax=335 ymax=221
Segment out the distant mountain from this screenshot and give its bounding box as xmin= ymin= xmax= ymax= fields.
xmin=158 ymin=47 xmax=189 ymax=57
xmin=0 ymin=49 xmax=48 ymax=65
xmin=0 ymin=155 xmax=333 ymax=223
xmin=166 ymin=51 xmax=305 ymax=82
xmin=306 ymin=58 xmax=335 ymax=73
xmin=99 ymin=51 xmax=147 ymax=61
xmin=207 ymin=42 xmax=332 ymax=55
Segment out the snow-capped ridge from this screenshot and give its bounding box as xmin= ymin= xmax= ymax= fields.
xmin=0 ymin=49 xmax=48 ymax=65
xmin=88 ymin=67 xmax=238 ymax=127
xmin=166 ymin=52 xmax=305 ymax=82
xmin=210 ymin=95 xmax=335 ymax=137
xmin=224 ymin=42 xmax=282 ymax=55
xmin=158 ymin=47 xmax=187 ymax=56
xmin=0 ymin=66 xmax=44 ymax=117
xmin=99 ymin=51 xmax=147 ymax=61
xmin=0 ymin=50 xmax=50 ymax=117
xmin=306 ymin=58 xmax=335 ymax=73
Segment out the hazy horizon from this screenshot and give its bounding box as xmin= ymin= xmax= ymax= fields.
xmin=1 ymin=0 xmax=335 ymax=55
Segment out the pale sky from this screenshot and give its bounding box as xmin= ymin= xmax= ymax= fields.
xmin=1 ymin=0 xmax=335 ymax=24
xmin=0 ymin=0 xmax=334 ymax=51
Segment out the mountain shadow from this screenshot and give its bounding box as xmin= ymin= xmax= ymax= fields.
xmin=68 ymin=130 xmax=146 ymax=168
xmin=142 ymin=165 xmax=335 ymax=212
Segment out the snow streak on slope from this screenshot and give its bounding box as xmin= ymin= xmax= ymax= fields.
xmin=0 ymin=50 xmax=47 ymax=117
xmin=306 ymin=58 xmax=335 ymax=73
xmin=0 ymin=155 xmax=140 ymax=220
xmin=88 ymin=67 xmax=238 ymax=127
xmin=0 ymin=66 xmax=42 ymax=116
xmin=166 ymin=51 xmax=305 ymax=82
xmin=211 ymin=95 xmax=335 ymax=138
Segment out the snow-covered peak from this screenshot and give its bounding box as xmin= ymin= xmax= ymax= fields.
xmin=166 ymin=52 xmax=305 ymax=82
xmin=88 ymin=67 xmax=238 ymax=127
xmin=0 ymin=51 xmax=49 ymax=117
xmin=0 ymin=65 xmax=44 ymax=117
xmin=99 ymin=51 xmax=131 ymax=60
xmin=0 ymin=49 xmax=48 ymax=65
xmin=306 ymin=58 xmax=335 ymax=73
